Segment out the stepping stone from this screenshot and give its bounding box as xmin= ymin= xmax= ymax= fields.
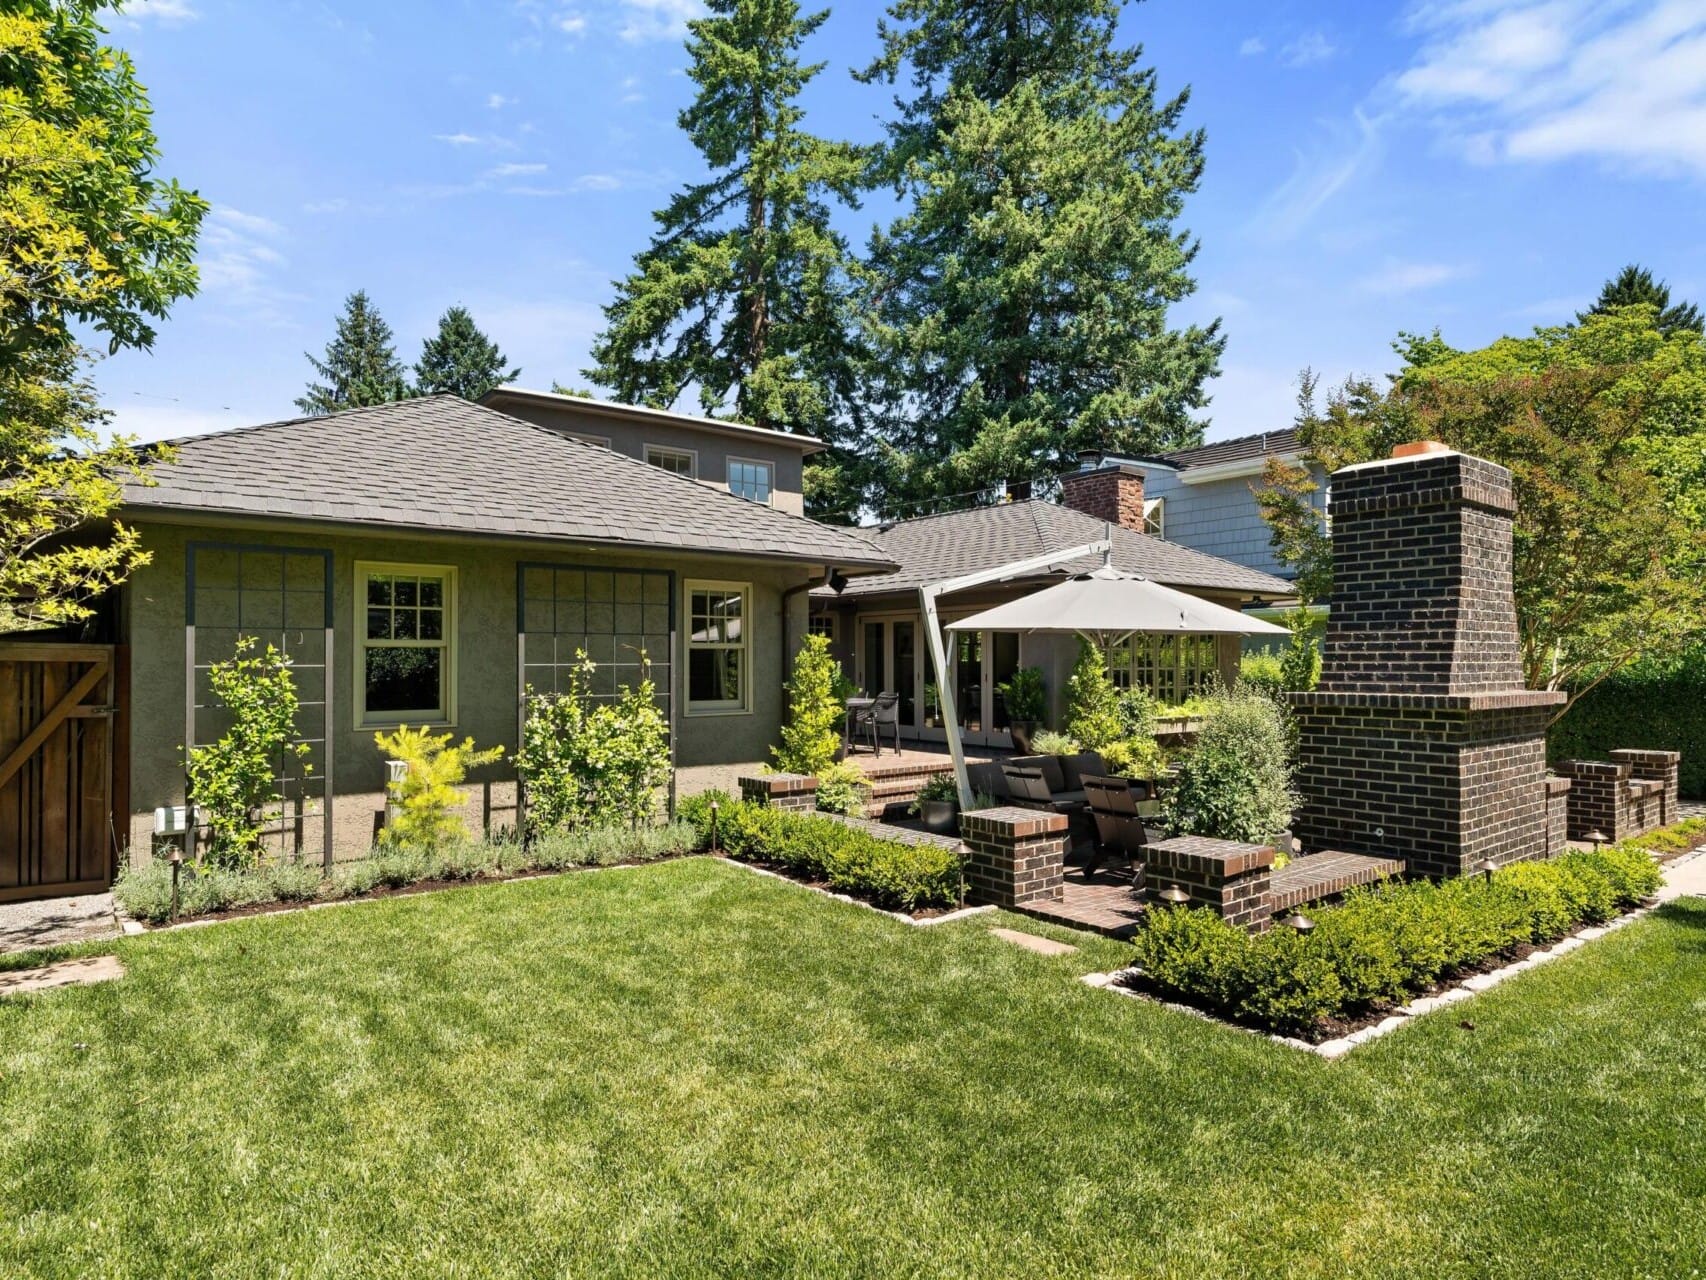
xmin=0 ymin=955 xmax=125 ymax=998
xmin=990 ymin=927 xmax=1077 ymax=956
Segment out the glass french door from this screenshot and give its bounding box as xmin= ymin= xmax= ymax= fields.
xmin=859 ymin=617 xmax=918 ymax=731
xmin=944 ymin=623 xmax=1022 ymax=748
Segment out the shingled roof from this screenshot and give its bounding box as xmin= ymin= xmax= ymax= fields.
xmin=121 ymin=395 xmax=895 ymax=570
xmin=829 ymin=500 xmax=1292 ymax=598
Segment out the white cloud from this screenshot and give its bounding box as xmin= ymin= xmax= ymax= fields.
xmin=1395 ymin=0 xmax=1706 ymax=177
xmin=185 ymin=206 xmax=306 ymax=329
xmin=489 ymin=162 xmax=548 ymax=177
xmin=1355 ymin=259 xmax=1474 ymax=294
xmin=1254 ymin=108 xmax=1384 ymax=238
xmin=554 ymin=10 xmax=588 ymax=35
xmin=619 ymin=0 xmax=702 ymax=43
xmin=572 ymin=172 xmax=626 ymax=191
xmin=487 ymin=93 xmax=516 ymax=110
xmin=1282 ymin=31 xmax=1338 ymax=67
xmin=435 ymin=132 xmax=482 ymax=146
xmin=118 ymin=0 xmax=197 ymax=23
xmin=1239 ymin=36 xmax=1266 ymax=56
xmin=302 ymin=197 xmax=348 ymax=214
xmin=432 ymin=131 xmax=518 ymax=151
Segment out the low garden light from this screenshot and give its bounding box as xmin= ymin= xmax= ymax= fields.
xmin=709 ymin=800 xmax=720 ymax=854
xmin=1473 ymin=857 xmax=1498 ymax=883
xmin=168 ymin=847 xmax=184 ymax=921
xmin=1585 ymin=829 xmax=1608 ymax=852
xmin=1281 ymin=910 xmax=1314 ymax=934
xmin=1157 ymin=885 xmax=1190 ymax=907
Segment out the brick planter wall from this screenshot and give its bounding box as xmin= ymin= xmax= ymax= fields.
xmin=960 ymin=808 xmax=1067 ymax=909
xmin=1611 ymin=748 xmax=1680 ymax=828
xmin=1146 ymin=836 xmax=1275 ymax=933
xmin=1555 ymin=750 xmax=1680 ymax=842
xmin=1290 ymin=448 xmax=1565 ymax=877
xmin=738 ymin=773 xmax=818 ymax=813
xmin=1544 ymin=775 xmax=1571 ymax=860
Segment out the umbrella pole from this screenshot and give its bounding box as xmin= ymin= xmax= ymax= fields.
xmin=919 ymin=581 xmax=973 ymax=810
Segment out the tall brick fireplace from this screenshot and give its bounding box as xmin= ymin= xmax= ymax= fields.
xmin=1289 ymin=444 xmax=1566 ymax=878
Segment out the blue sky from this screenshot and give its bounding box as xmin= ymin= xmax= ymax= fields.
xmin=98 ymin=0 xmax=1706 ymax=448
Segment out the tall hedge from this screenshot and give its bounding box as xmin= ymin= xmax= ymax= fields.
xmin=1549 ymin=647 xmax=1706 ymax=797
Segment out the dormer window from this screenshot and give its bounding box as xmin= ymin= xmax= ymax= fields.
xmin=727 ymin=458 xmax=774 ymax=505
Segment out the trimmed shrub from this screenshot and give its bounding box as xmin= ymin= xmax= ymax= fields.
xmin=814 ymin=760 xmax=871 ymax=816
xmin=1238 ymin=651 xmax=1285 ymax=698
xmin=1129 ymin=830 xmax=1672 ymax=1038
xmin=1063 ymin=640 xmax=1123 ymax=750
xmin=685 ymin=796 xmax=962 ymax=911
xmin=1161 ymin=687 xmax=1297 ymax=844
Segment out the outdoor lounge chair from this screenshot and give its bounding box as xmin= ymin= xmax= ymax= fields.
xmin=1080 ymin=774 xmax=1151 ymax=882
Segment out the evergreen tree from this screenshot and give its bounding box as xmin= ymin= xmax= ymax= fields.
xmin=584 ymin=0 xmax=866 ymax=449
xmin=414 ymin=305 xmax=519 ymax=400
xmin=1579 ymin=264 xmax=1703 ymax=336
xmin=857 ymin=0 xmax=1224 ymax=513
xmin=296 ymin=290 xmax=409 ymax=415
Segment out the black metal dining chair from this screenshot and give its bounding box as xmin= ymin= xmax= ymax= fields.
xmin=850 ymin=691 xmax=901 ymax=757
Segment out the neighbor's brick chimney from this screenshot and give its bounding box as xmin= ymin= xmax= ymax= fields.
xmin=1059 ymin=455 xmax=1147 ymax=531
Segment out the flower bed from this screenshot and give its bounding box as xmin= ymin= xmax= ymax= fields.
xmin=115 ymin=822 xmax=698 ymax=925
xmin=1125 ymin=843 xmax=1664 ymax=1040
xmin=681 ymin=792 xmax=963 ymax=912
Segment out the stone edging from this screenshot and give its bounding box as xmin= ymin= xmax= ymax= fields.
xmin=1081 ymin=844 xmax=1706 ymax=1060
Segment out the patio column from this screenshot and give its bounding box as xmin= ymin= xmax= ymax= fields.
xmin=960 ymin=807 xmax=1068 ymax=909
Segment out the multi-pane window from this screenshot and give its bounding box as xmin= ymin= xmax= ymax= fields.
xmin=646 ymin=445 xmax=697 ymax=478
xmin=808 ymin=613 xmax=836 ymax=641
xmin=727 ymin=458 xmax=774 ymax=505
xmin=1106 ymin=633 xmax=1218 ymax=705
xmin=1143 ymin=497 xmax=1165 ymax=537
xmin=687 ymin=581 xmax=749 ymax=711
xmin=357 ymin=563 xmax=455 ymax=725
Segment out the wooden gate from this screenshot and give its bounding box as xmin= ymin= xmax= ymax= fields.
xmin=0 ymin=643 xmax=124 ymax=903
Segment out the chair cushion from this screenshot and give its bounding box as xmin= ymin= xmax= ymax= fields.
xmin=966 ymin=761 xmax=1008 ymax=799
xmin=1035 ymin=755 xmax=1067 ymax=794
xmin=1060 ymin=752 xmax=1106 ymax=791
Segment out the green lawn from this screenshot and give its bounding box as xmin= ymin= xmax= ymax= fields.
xmin=3 ymin=859 xmax=1705 ymax=1279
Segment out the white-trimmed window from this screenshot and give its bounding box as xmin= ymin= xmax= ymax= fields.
xmin=1143 ymin=496 xmax=1165 ymax=537
xmin=1108 ymin=633 xmax=1218 ymax=704
xmin=646 ymin=445 xmax=697 ymax=478
xmin=727 ymin=457 xmax=774 ymax=505
xmin=357 ymin=562 xmax=456 ymax=726
xmin=566 ymin=431 xmax=611 ymax=449
xmin=686 ymin=580 xmax=749 ymax=713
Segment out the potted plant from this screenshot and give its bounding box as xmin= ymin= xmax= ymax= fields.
xmin=909 ymin=772 xmax=960 ymax=833
xmin=997 ymin=666 xmax=1046 ymax=752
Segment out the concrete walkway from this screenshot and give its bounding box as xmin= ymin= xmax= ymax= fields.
xmin=0 ymin=893 xmax=120 ymax=955
xmin=1659 ymin=850 xmax=1706 ymax=902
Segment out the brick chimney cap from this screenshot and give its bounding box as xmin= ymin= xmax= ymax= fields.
xmin=1391 ymin=439 xmax=1453 ymax=459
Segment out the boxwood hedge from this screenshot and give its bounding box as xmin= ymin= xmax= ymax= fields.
xmin=1130 ymin=843 xmax=1664 ymax=1038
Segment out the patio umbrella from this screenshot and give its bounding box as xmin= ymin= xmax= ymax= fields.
xmin=944 ymin=565 xmax=1289 ymax=642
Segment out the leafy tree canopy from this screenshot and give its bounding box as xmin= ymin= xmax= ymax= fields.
xmin=1 ymin=0 xmax=203 ymax=629
xmin=857 ymin=0 xmax=1222 ymax=514
xmin=413 ymin=304 xmax=519 ymax=401
xmin=1255 ymin=310 xmax=1706 ymax=710
xmin=296 ymin=290 xmax=410 ymax=415
xmin=1579 ymin=264 xmax=1702 ymax=337
xmin=585 ymin=0 xmax=866 ymax=450
xmin=0 ymin=0 xmax=206 ymax=357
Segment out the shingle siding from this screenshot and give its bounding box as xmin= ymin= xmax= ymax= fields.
xmin=1142 ymin=467 xmax=1327 ymax=581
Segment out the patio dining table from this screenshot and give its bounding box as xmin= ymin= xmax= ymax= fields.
xmin=842 ymin=696 xmax=876 ymax=753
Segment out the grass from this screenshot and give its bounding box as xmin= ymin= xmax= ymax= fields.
xmin=3 ymin=858 xmax=1706 ymax=1278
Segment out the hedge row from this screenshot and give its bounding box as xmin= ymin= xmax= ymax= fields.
xmin=1549 ymin=647 xmax=1706 ymax=797
xmin=681 ymin=791 xmax=963 ymax=911
xmin=1130 ymin=844 xmax=1664 ymax=1038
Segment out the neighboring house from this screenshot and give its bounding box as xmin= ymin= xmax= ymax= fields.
xmin=109 ymin=394 xmax=894 ymax=856
xmin=810 ymin=457 xmax=1293 ymax=749
xmin=481 ymin=385 xmax=815 ymax=515
xmin=1120 ymin=428 xmax=1326 ymax=583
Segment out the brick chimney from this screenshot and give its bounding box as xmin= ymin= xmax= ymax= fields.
xmin=1059 ymin=455 xmax=1147 ymax=531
